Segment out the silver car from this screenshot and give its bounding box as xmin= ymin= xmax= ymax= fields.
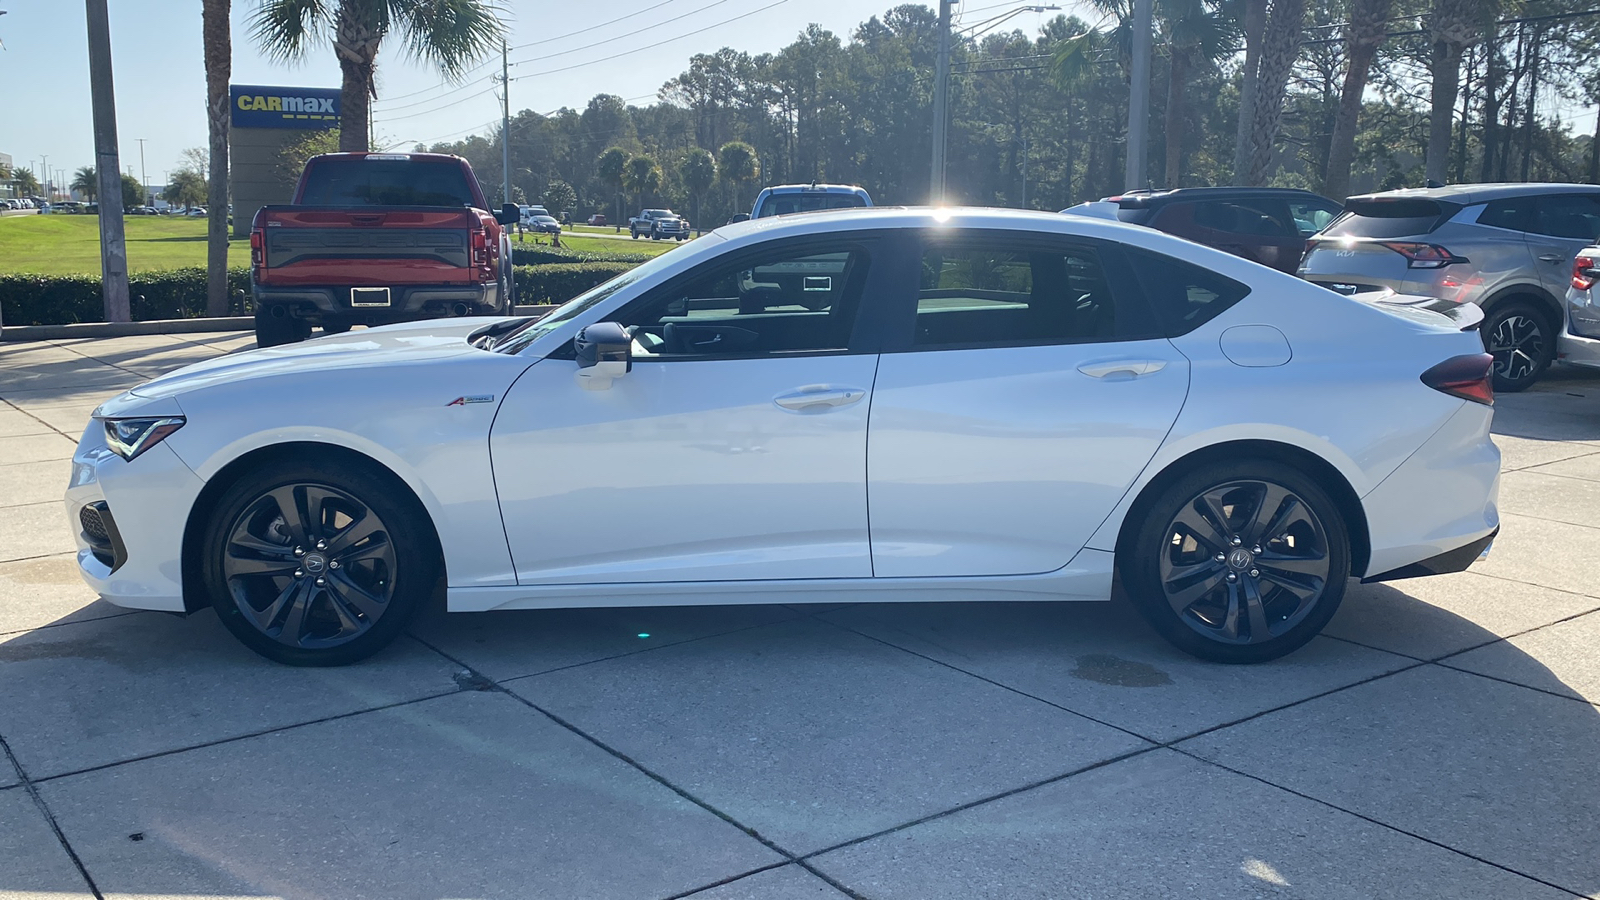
xmin=1300 ymin=183 xmax=1600 ymax=391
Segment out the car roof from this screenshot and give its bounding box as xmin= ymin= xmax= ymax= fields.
xmin=1108 ymin=186 xmax=1337 ymax=208
xmin=1347 ymin=182 xmax=1600 ymax=205
xmin=758 ymin=184 xmax=870 ymax=195
xmin=715 ymin=205 xmax=1185 ymax=246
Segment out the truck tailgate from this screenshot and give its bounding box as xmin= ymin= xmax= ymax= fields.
xmin=257 ymin=206 xmax=484 ymax=285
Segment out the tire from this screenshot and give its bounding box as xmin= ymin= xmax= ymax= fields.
xmin=201 ymin=454 xmax=439 ymax=666
xmin=1482 ymin=301 xmax=1554 ymax=392
xmin=1120 ymin=459 xmax=1350 ymax=664
xmin=321 ymin=321 xmax=352 ymax=335
xmin=254 ymin=307 xmax=311 ymax=348
xmin=630 ymin=229 xmax=639 ymax=240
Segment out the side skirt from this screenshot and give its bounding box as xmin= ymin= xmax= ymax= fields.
xmin=448 ymin=548 xmax=1116 ymax=613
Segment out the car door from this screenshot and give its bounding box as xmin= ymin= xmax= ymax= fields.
xmin=866 ymin=233 xmax=1190 ymax=578
xmin=1525 ymin=193 xmax=1600 ymax=297
xmin=490 ymin=235 xmax=891 ymax=585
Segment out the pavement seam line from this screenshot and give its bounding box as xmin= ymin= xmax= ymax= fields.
xmin=0 ymin=730 xmax=106 ymax=899
xmin=46 ymin=339 xmax=162 ymax=380
xmin=0 ymin=397 xmax=76 ymax=440
xmin=1498 ymin=448 xmax=1600 ymax=473
xmin=30 ymin=688 xmax=462 ymax=786
xmin=0 ymin=610 xmax=141 ymax=639
xmin=1429 ymin=660 xmax=1600 ymax=709
xmin=1466 ymin=567 xmax=1600 ymax=601
xmin=1320 ymin=593 xmax=1600 ymax=664
xmin=1167 ymin=745 xmax=1589 ymax=898
xmin=659 ymin=861 xmax=799 ymax=900
xmin=407 ymin=633 xmax=811 ymax=871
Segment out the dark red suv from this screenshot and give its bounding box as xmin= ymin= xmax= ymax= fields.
xmin=1062 ymin=187 xmax=1343 ymax=273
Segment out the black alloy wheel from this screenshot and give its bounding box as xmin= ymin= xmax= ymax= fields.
xmin=1123 ymin=460 xmax=1349 ymax=663
xmin=204 ymin=457 xmax=437 ymax=665
xmin=1483 ymin=301 xmax=1552 ymax=393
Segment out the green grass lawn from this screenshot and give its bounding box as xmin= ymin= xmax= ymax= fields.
xmin=511 ymin=232 xmax=681 ymax=257
xmin=0 ymin=214 xmax=250 ymax=275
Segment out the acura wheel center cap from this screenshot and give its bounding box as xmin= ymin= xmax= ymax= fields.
xmin=1227 ymin=548 xmax=1254 ymax=571
xmin=302 ymin=553 xmax=327 ymax=574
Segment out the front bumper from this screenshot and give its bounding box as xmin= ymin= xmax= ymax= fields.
xmin=65 ymin=414 xmax=205 ymax=612
xmin=253 ymin=281 xmax=502 ymax=323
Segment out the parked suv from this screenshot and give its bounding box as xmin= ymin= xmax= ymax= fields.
xmin=1061 ymin=187 xmax=1342 ymax=274
xmin=750 ymin=184 xmax=873 ymax=219
xmin=1300 ymin=183 xmax=1600 ymax=390
xmin=1559 ymin=245 xmax=1600 ymax=372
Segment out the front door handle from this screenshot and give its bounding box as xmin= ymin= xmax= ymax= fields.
xmin=773 ymin=386 xmax=866 ymax=411
xmin=1077 ymin=359 xmax=1168 ymax=380
xmin=1538 ymin=254 xmax=1565 ymax=263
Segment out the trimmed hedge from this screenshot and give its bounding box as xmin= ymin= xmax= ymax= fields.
xmin=0 ymin=268 xmax=253 ymax=326
xmin=513 ymin=262 xmax=637 ymax=306
xmin=0 ymin=261 xmax=643 ymax=326
xmin=510 ymin=245 xmax=656 ymax=266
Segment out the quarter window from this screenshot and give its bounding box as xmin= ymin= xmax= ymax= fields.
xmin=911 ymin=241 xmax=1152 ymax=347
xmin=1126 ymin=249 xmax=1252 ymax=336
xmin=1478 ymin=197 xmax=1534 ymax=232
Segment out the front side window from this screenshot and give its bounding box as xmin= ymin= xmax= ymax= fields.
xmin=1192 ymin=200 xmax=1295 ymax=238
xmin=607 ymin=242 xmax=872 ymax=358
xmin=1531 ymin=194 xmax=1600 ymax=240
xmin=910 ymin=240 xmax=1151 ymax=347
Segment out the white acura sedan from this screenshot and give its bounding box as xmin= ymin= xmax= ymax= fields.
xmin=66 ymin=208 xmax=1500 ymax=666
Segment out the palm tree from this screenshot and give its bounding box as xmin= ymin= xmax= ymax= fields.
xmin=1231 ymin=0 xmax=1269 ymax=181
xmin=596 ymin=146 xmax=629 ymax=228
xmin=204 ymin=0 xmax=231 ymax=315
xmin=250 ymin=0 xmax=504 ymax=152
xmin=623 ymin=155 xmax=661 ymax=210
xmin=1323 ymin=0 xmax=1391 ymax=200
xmin=718 ymin=141 xmax=758 ymax=213
xmin=1425 ymin=0 xmax=1486 ymax=183
xmin=1157 ymin=0 xmax=1235 ymax=187
xmin=679 ymin=148 xmax=716 ymax=229
xmin=12 ymin=166 xmax=41 ymax=197
xmin=1244 ymin=0 xmax=1308 ymax=185
xmin=70 ymin=167 xmax=97 ymax=200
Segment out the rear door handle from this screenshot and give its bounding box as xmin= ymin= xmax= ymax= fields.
xmin=773 ymin=386 xmax=866 ymax=411
xmin=1077 ymin=359 xmax=1168 ymax=380
xmin=1538 ymin=254 xmax=1566 ymax=263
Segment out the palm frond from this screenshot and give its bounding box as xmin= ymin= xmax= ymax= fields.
xmin=391 ymin=0 xmax=505 ymax=77
xmin=249 ymin=0 xmax=331 ymax=61
xmin=1050 ymin=30 xmax=1104 ymax=90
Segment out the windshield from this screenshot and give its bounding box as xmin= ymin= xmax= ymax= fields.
xmin=299 ymin=158 xmax=478 ymax=208
xmin=1323 ymin=198 xmax=1455 ymax=238
xmin=491 ymin=250 xmax=687 ymax=355
xmin=756 ymin=193 xmax=868 ymax=218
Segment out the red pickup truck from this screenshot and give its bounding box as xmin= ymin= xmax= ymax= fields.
xmin=249 ymin=152 xmax=520 ymax=346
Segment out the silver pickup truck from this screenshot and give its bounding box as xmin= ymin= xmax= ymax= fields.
xmin=629 ymin=208 xmax=690 ymax=241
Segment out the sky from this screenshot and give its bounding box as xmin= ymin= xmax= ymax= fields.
xmin=0 ymin=0 xmax=1073 ymax=191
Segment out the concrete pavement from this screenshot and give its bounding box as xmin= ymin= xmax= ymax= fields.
xmin=1 ymin=332 xmax=1598 ymax=899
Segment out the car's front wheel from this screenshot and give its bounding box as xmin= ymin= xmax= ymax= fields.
xmin=201 ymin=455 xmax=439 ymax=666
xmin=1121 ymin=460 xmax=1349 ymax=664
xmin=1483 ymin=301 xmax=1554 ymax=392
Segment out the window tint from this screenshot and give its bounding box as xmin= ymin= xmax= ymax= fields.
xmin=299 ymin=159 xmax=477 ymax=207
xmin=757 ymin=194 xmax=869 ymax=218
xmin=1192 ymin=200 xmax=1294 ymax=237
xmin=911 ymin=242 xmax=1149 ymax=347
xmin=1531 ymin=194 xmax=1600 ymax=240
xmin=1126 ymin=249 xmax=1252 ymax=336
xmin=608 ymin=243 xmax=870 ymax=358
xmin=1479 ymin=197 xmax=1534 ymax=231
xmin=1287 ymin=200 xmax=1339 ymax=237
xmin=1323 ymin=198 xmax=1453 ymax=238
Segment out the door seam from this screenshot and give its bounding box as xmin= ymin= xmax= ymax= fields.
xmin=863 ymin=353 xmax=883 ymax=578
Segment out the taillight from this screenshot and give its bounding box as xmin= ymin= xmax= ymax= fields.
xmin=1421 ymin=353 xmax=1494 ymax=406
xmin=1380 ymin=242 xmax=1461 ymax=269
xmin=1572 ymin=256 xmax=1597 ymax=290
xmin=471 ymin=229 xmax=488 ymax=266
xmin=249 ymin=230 xmax=263 ymax=268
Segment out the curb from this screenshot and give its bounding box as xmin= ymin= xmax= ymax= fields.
xmin=0 ymin=306 xmax=559 ymax=343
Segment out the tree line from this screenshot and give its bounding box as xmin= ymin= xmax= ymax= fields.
xmin=415 ymin=0 xmax=1600 ymax=226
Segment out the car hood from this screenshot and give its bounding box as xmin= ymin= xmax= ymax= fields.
xmin=127 ymin=318 xmax=504 ymax=401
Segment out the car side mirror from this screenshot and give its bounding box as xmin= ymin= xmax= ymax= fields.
xmin=573 ymin=322 xmax=632 ymax=390
xmin=496 ymin=202 xmax=520 ymax=226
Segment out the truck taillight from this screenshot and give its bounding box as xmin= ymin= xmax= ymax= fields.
xmin=1573 ymin=256 xmax=1598 ymax=290
xmin=249 ymin=230 xmax=263 ymax=268
xmin=471 ymin=230 xmax=487 ymax=266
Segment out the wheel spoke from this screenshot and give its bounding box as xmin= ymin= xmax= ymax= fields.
xmin=326 ymin=510 xmax=383 ymax=557
xmin=1172 ymin=503 xmax=1229 ymax=554
xmin=275 ymin=579 xmax=317 ymax=647
xmin=1243 ymin=483 xmax=1293 ymax=545
xmin=1162 ymin=560 xmax=1227 ymax=613
xmin=1216 ymin=581 xmax=1243 ymax=641
xmin=265 ymin=485 xmax=310 ymax=547
xmin=225 ymin=554 xmax=298 ymax=578
xmin=302 ymin=486 xmax=335 ymax=542
xmin=229 ymin=532 xmax=291 ymax=557
xmin=1258 ymin=566 xmax=1323 ymax=602
xmin=328 ymin=571 xmax=387 ymax=620
xmin=244 ymin=578 xmax=300 ymax=632
xmin=1256 ymin=549 xmax=1327 ymax=576
xmin=1241 ymin=576 xmax=1272 ymax=642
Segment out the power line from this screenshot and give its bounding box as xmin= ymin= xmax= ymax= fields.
xmin=375 ymin=75 xmax=494 ymax=112
xmin=509 ymin=0 xmax=740 ymax=67
xmin=375 ymin=86 xmax=499 ymax=123
xmin=509 ymin=0 xmax=789 ymax=80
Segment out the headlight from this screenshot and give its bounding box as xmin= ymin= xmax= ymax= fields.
xmin=102 ymin=416 xmax=185 ymax=461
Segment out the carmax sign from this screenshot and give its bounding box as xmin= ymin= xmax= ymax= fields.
xmin=229 ymin=84 xmax=340 ymax=130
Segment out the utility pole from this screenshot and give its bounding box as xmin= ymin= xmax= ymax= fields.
xmin=85 ymin=0 xmax=130 ymax=322
xmin=39 ymin=154 xmax=47 ymax=198
xmin=1020 ymin=135 xmax=1027 ymax=209
xmin=1125 ymin=0 xmax=1153 ymax=190
xmin=136 ymin=137 xmax=148 ymax=205
xmin=930 ymin=0 xmax=952 ymax=203
xmin=501 ymin=39 xmax=512 ymax=206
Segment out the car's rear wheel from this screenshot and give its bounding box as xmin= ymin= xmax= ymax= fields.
xmin=1121 ymin=460 xmax=1349 ymax=664
xmin=1483 ymin=300 xmax=1554 ymax=393
xmin=201 ymin=456 xmax=438 ymax=666
xmin=254 ymin=307 xmax=311 ymax=348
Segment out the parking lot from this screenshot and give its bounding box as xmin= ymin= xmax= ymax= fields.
xmin=1 ymin=331 xmax=1598 ymax=899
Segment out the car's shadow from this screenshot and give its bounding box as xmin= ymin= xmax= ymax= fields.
xmin=1 ymin=579 xmax=1597 ymax=897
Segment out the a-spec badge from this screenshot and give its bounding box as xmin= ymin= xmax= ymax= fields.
xmin=446 ymin=395 xmax=494 ymax=407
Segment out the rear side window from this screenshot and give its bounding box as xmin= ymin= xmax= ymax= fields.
xmin=1126 ymin=249 xmax=1252 ymax=336
xmin=1324 ymin=198 xmax=1453 ymax=238
xmin=1190 ymin=200 xmax=1295 ymax=237
xmin=757 ymin=193 xmax=869 ymax=218
xmin=299 ymin=159 xmax=477 ymax=208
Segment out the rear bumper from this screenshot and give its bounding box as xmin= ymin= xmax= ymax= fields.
xmin=1362 ymin=529 xmax=1497 ymax=583
xmin=1557 ymin=325 xmax=1600 ymax=369
xmin=253 ymin=281 xmax=502 ymax=322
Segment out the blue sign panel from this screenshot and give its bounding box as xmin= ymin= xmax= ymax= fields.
xmin=230 ymin=84 xmax=341 ymax=130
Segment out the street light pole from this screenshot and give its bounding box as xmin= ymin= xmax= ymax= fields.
xmin=930 ymin=0 xmax=952 ymax=203
xmin=136 ymin=137 xmax=148 ymax=204
xmin=501 ymin=39 xmax=511 ymax=207
xmin=85 ymin=0 xmax=130 ymax=322
xmin=1125 ymin=0 xmax=1153 ymax=190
